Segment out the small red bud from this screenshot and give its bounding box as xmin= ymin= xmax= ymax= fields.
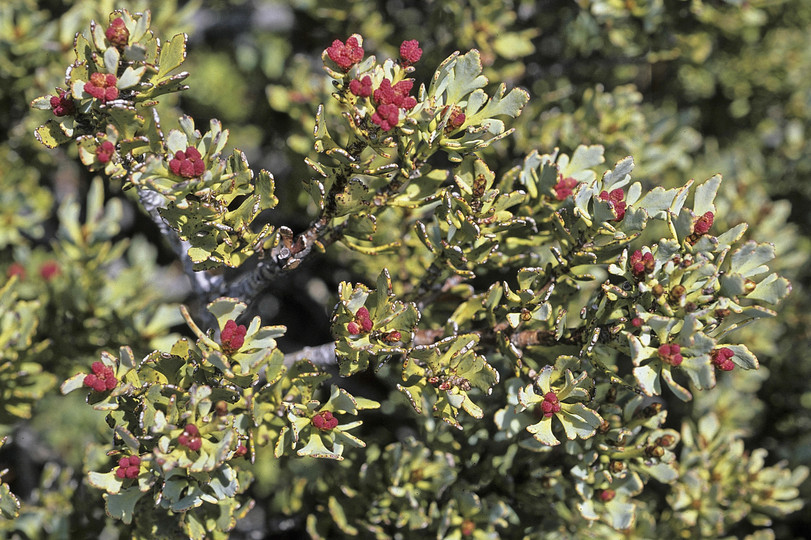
xmin=599 ymin=489 xmax=616 ymax=502
xmin=105 ymin=17 xmax=129 ymax=49
xmin=39 ymin=260 xmax=60 ymax=281
xmin=7 ymin=262 xmax=25 ymax=280
xmin=693 ymin=211 xmax=714 ymax=235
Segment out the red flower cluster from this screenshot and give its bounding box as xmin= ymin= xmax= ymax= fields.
xmin=221 ymin=319 xmax=247 ymax=354
xmin=83 ymin=361 xmax=118 ymax=392
xmin=629 ymin=249 xmax=655 ymax=279
xmin=115 ymin=455 xmax=141 ymax=479
xmin=374 ymin=78 xmax=417 ymax=112
xmin=39 ymin=260 xmax=60 ymax=281
xmin=349 ymin=75 xmax=373 ymax=98
xmin=693 ymin=211 xmax=714 ymax=235
xmin=347 ymin=306 xmax=373 ymax=335
xmin=235 ymin=444 xmax=248 ymax=457
xmin=553 ymin=175 xmax=578 ymax=201
xmin=711 ymin=347 xmax=735 ymax=371
xmin=49 ymin=90 xmax=74 ymax=116
xmin=658 ymin=343 xmax=683 ymax=367
xmin=630 ymin=317 xmax=643 ymax=327
xmin=382 ymin=330 xmax=402 ymax=343
xmin=85 ymin=72 xmax=119 ymax=103
xmin=312 ymin=410 xmax=339 ymax=430
xmin=326 ymin=36 xmax=364 ymax=71
xmin=96 ymin=141 xmax=115 ymax=164
xmin=599 ymin=188 xmax=627 ymax=221
xmin=105 ymin=17 xmax=129 ymax=49
xmin=399 ymin=39 xmax=422 ymax=65
xmin=540 ymin=391 xmax=561 ymax=418
xmin=178 ymin=424 xmax=202 ymax=451
xmin=169 ymin=146 xmax=205 ymax=178
xmin=370 ymin=78 xmax=417 ymax=131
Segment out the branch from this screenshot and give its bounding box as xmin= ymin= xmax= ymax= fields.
xmin=137 ymin=188 xmax=223 ymax=299
xmin=283 ymin=343 xmax=337 ymax=367
xmin=280 ymin=325 xmax=591 ymax=370
xmin=213 ymin=220 xmax=347 ymax=303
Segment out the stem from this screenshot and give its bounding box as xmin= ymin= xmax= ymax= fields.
xmin=282 ymin=343 xmax=337 ymax=367
xmin=137 ymin=187 xmax=223 ymax=299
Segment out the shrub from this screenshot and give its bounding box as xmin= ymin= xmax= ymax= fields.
xmin=1 ymin=2 xmax=809 ymax=538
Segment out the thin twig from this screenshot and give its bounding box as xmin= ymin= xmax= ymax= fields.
xmin=281 ymin=324 xmax=593 ymax=369
xmin=283 ymin=343 xmax=337 ymax=367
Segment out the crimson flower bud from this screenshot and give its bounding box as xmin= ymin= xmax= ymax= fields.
xmin=399 ymin=40 xmax=422 ymax=65
xmin=312 ymin=410 xmax=339 ymax=430
xmin=221 ymin=319 xmax=247 ymax=353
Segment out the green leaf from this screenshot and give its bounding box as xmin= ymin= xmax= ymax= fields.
xmin=730 ymin=241 xmax=775 ymax=278
xmin=207 ymin=298 xmax=247 ymax=330
xmin=0 ymin=482 xmax=20 ymax=519
xmin=184 ymin=512 xmax=208 ymax=540
xmin=157 ymin=33 xmax=188 ymax=80
xmin=35 ymin=120 xmax=72 ymax=148
xmin=115 ymin=425 xmax=141 ymax=453
xmin=61 ymin=372 xmax=87 ymax=394
xmin=30 ymin=95 xmax=53 ymax=111
xmin=747 ymin=273 xmax=790 ymax=304
xmin=601 ymin=156 xmax=634 ymax=192
xmin=727 ymin=344 xmax=759 ymax=370
xmin=118 ymin=65 xmax=146 ymax=89
xmin=441 ymin=50 xmax=488 ymax=104
xmin=89 ymin=470 xmax=125 ymax=494
xmin=660 ymin=367 xmax=692 ymax=401
xmin=467 ymin=84 xmax=530 ymax=122
xmin=104 ymin=486 xmax=144 ymax=524
xmin=636 ymin=186 xmax=678 ymax=219
xmin=297 ymin=432 xmax=342 ymax=460
xmin=633 ymin=364 xmax=661 ymax=396
xmin=334 ymin=178 xmax=373 ymax=216
xmin=208 ymin=466 xmax=239 ymax=500
xmin=693 ymin=174 xmax=721 ymax=216
xmin=526 ymin=417 xmax=559 ymax=446
xmin=560 ymin=144 xmax=605 ymax=180
xmin=605 ymin=500 xmax=636 ymax=531
xmin=558 ymin=403 xmax=603 ymax=441
xmin=104 ymin=46 xmax=120 ymax=75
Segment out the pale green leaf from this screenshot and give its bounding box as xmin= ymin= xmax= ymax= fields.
xmin=104 ymin=487 xmax=144 ymax=524
xmin=157 ymin=33 xmax=188 ymax=80
xmin=747 ymin=273 xmax=790 ymax=304
xmin=693 ymin=174 xmax=721 ymax=216
xmin=526 ymin=417 xmax=559 ymax=446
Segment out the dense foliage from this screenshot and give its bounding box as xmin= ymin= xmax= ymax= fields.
xmin=1 ymin=1 xmax=810 ymax=538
